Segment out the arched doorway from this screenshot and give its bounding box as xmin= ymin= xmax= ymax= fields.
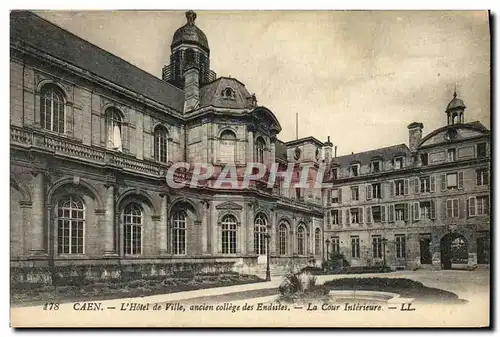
xmin=440 ymin=233 xmax=468 ymax=270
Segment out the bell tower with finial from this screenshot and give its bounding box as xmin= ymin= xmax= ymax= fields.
xmin=445 ymin=85 xmax=466 ymax=125
xmin=162 ymin=10 xmax=214 ymax=89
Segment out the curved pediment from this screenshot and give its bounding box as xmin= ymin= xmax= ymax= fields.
xmin=250 ymin=106 xmax=282 ymax=133
xmin=215 ymin=201 xmax=243 ymax=210
xmin=418 ymin=122 xmax=489 ymax=149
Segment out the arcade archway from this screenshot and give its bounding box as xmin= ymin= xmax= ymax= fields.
xmin=440 ymin=233 xmax=468 ymax=270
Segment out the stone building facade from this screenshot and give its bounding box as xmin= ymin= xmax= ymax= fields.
xmin=324 ymin=94 xmax=491 ymax=270
xmin=10 ymin=11 xmax=490 ymax=284
xmin=10 ymin=11 xmax=325 ymax=284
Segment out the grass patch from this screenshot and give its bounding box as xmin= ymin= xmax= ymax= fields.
xmin=11 ymin=272 xmax=264 ymax=307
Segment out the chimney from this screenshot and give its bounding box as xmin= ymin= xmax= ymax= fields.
xmin=334 ymin=146 xmax=337 ymax=158
xmin=183 ymin=67 xmax=200 ymax=113
xmin=407 ymin=122 xmax=424 ymax=152
xmin=323 ymin=136 xmax=333 ymax=164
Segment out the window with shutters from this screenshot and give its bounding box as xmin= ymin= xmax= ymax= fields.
xmin=395 ymin=203 xmax=406 ymax=221
xmin=350 ymin=208 xmax=359 ymax=224
xmin=394 ymin=157 xmax=404 ymax=169
xmin=477 ymin=143 xmax=487 ymax=158
xmin=419 ymin=201 xmax=431 ymax=219
xmin=331 ymin=236 xmax=340 ymax=254
xmin=372 ymin=183 xmax=381 ymax=199
xmin=420 ymin=153 xmax=429 ymax=166
xmin=372 ymin=235 xmax=383 ymax=259
xmin=351 ymin=186 xmax=359 ymax=201
xmin=350 ymin=164 xmax=360 ymax=177
xmin=468 ymin=197 xmax=476 ymax=217
xmin=476 ymin=168 xmax=488 ymax=186
xmin=420 ymin=177 xmax=431 ymax=192
xmin=395 ymin=235 xmax=406 ymax=258
xmin=395 ymin=179 xmax=405 ymax=196
xmin=477 ymin=196 xmax=489 ymax=215
xmin=331 ymin=189 xmax=340 ymax=203
xmin=331 ymin=210 xmax=340 ymax=225
xmin=370 ymin=160 xmax=381 ymax=173
xmin=388 ymin=204 xmax=395 ymax=222
xmin=372 ymin=206 xmax=381 ymax=222
xmin=447 ymin=149 xmax=456 ymax=162
xmin=446 ymin=173 xmax=458 ymax=189
xmin=446 ymin=199 xmax=459 ymax=218
xmin=351 ymin=236 xmax=360 ymax=258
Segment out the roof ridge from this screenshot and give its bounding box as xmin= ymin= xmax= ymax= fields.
xmin=335 ymin=143 xmax=408 ymax=158
xmin=16 ymin=10 xmax=183 ymax=94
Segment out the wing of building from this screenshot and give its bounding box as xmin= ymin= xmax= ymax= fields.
xmin=10 ymin=11 xmax=490 ymax=285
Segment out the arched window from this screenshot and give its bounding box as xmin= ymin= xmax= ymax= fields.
xmin=254 ymin=213 xmax=267 ymax=255
xmin=172 ymin=211 xmax=187 ymax=255
xmin=255 ymin=137 xmax=265 ymax=163
xmin=219 ymin=130 xmax=236 ymax=163
xmin=123 ymin=203 xmax=142 ymax=255
xmin=279 ymin=221 xmax=288 ymax=255
xmin=221 ymin=214 xmax=237 ymax=254
xmin=154 ymin=125 xmax=168 ymax=163
xmin=314 ymin=228 xmax=321 ymax=255
xmin=297 ymin=225 xmax=306 ymax=256
xmin=57 ymin=196 xmax=85 ymax=254
xmin=40 ymin=84 xmax=65 ymax=133
xmin=106 ymin=107 xmax=123 ymax=151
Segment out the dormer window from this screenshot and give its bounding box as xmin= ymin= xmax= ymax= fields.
xmin=221 ymin=87 xmax=236 ymax=100
xmin=331 ymin=167 xmax=338 ymax=180
xmin=370 ymin=160 xmax=381 ymax=173
xmin=350 ymin=164 xmax=360 ymax=177
xmin=393 ymin=157 xmax=404 ymax=169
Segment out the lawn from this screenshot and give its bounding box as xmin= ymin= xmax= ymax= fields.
xmin=10 ymin=272 xmax=264 ymax=307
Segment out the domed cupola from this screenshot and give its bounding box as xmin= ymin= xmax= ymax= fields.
xmin=445 ymin=91 xmax=466 ymax=125
xmin=171 ymin=11 xmax=209 ymax=52
xmin=162 ymin=11 xmax=215 ymax=89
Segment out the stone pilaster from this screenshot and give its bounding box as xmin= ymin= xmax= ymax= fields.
xmin=30 ymin=170 xmax=46 ymax=255
xmin=247 ymin=202 xmax=255 ymax=254
xmin=201 ymin=200 xmax=209 ymax=254
xmin=159 ymin=193 xmax=169 ymax=255
xmin=104 ymin=183 xmax=116 ymax=256
xmin=247 ymin=126 xmax=254 ymax=163
xmin=270 ymin=208 xmax=277 ymax=255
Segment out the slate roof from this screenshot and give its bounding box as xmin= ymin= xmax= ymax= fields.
xmin=172 ymin=11 xmax=209 ymax=51
xmin=330 ymin=144 xmax=410 ymax=168
xmin=445 ymin=92 xmax=466 ymax=113
xmin=199 ymin=77 xmax=255 ymax=109
xmin=275 ymin=139 xmax=288 ymax=162
xmin=10 ymin=11 xmax=184 ymax=112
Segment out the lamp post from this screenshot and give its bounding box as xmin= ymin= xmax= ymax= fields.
xmin=264 ymin=232 xmax=271 ymax=281
xmin=325 ymin=239 xmax=331 ymax=261
xmin=382 ymin=238 xmax=388 ymax=268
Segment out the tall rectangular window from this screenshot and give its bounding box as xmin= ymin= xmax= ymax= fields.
xmin=420 ymin=153 xmax=428 ymax=166
xmin=351 ymin=236 xmax=360 ymax=258
xmin=331 ymin=189 xmax=340 ymax=203
xmin=372 ymin=183 xmax=381 ymax=199
xmin=331 ymin=236 xmax=340 ymax=254
xmin=446 ymin=199 xmax=459 ymax=218
xmin=372 ymin=235 xmax=382 ymax=259
xmin=351 ymin=186 xmax=359 ymax=201
xmin=370 ymin=161 xmax=381 ymax=173
xmin=395 ymin=179 xmax=405 ymax=196
xmin=331 ymin=210 xmax=339 ymax=225
xmin=395 ymin=235 xmax=406 ymax=258
xmin=350 ymin=164 xmax=359 ymax=177
xmin=447 ymin=149 xmax=456 ymax=162
xmin=331 ymin=168 xmax=338 ymax=180
xmin=477 ymin=196 xmax=489 ymax=215
xmin=420 ymin=176 xmax=431 ymax=192
xmin=476 ymin=168 xmax=488 ymax=186
xmin=372 ymin=206 xmax=381 ymax=222
xmin=350 ymin=208 xmax=359 ymax=224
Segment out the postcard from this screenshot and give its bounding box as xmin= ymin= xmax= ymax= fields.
xmin=9 ymin=9 xmax=491 ymax=328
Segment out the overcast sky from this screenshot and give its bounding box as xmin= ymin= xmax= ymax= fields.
xmin=36 ymin=10 xmax=490 ymax=156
